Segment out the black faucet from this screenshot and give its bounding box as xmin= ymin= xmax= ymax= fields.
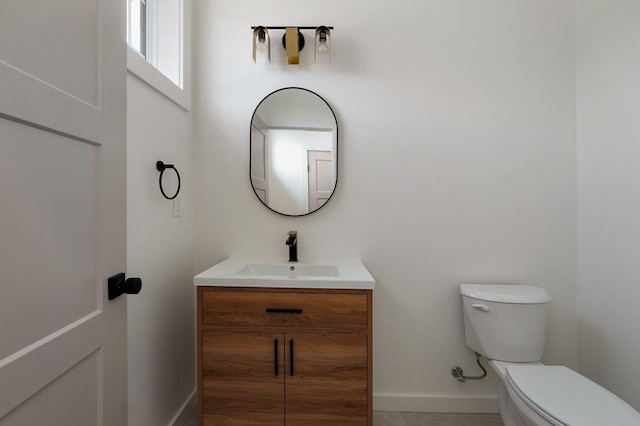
xmin=286 ymin=231 xmax=298 ymax=262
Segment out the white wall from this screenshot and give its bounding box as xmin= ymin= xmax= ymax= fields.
xmin=267 ymin=129 xmax=333 ymax=215
xmin=576 ymin=0 xmax=640 ymax=411
xmin=193 ymin=0 xmax=577 ymax=412
xmin=127 ymin=73 xmax=195 ymax=424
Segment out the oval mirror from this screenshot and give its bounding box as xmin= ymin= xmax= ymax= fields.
xmin=250 ymin=87 xmax=338 ymax=216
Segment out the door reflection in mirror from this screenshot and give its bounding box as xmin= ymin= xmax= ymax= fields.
xmin=250 ymin=87 xmax=338 ymax=216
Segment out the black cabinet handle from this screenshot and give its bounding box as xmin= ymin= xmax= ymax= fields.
xmin=289 ymin=339 xmax=294 ymax=376
xmin=274 ymin=339 xmax=279 ymax=376
xmin=266 ymin=308 xmax=303 ymax=314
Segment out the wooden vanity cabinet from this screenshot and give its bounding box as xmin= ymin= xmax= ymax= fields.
xmin=197 ymin=287 xmax=373 ymax=426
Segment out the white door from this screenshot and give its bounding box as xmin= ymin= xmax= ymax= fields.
xmin=250 ymin=124 xmax=269 ymax=205
xmin=0 ymin=1 xmax=128 ymax=425
xmin=308 ymin=150 xmax=333 ymax=211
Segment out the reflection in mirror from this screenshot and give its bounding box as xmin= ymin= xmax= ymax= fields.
xmin=250 ymin=87 xmax=338 ymax=216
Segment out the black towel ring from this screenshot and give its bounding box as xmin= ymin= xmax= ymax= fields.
xmin=156 ymin=161 xmax=181 ymax=200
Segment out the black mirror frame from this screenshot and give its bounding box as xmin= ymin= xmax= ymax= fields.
xmin=250 ymin=87 xmax=339 ymax=217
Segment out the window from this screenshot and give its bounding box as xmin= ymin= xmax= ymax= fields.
xmin=127 ymin=0 xmax=146 ymax=56
xmin=127 ymin=0 xmax=190 ymax=109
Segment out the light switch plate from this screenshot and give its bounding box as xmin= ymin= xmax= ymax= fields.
xmin=173 ymin=196 xmax=182 ymax=217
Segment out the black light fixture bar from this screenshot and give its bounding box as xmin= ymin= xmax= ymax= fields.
xmin=251 ymin=26 xmax=333 ymax=30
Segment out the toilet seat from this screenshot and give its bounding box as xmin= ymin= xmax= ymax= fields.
xmin=505 ymin=365 xmax=640 ymax=425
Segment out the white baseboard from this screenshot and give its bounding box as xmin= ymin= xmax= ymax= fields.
xmin=168 ymin=389 xmax=197 ymax=426
xmin=373 ymin=393 xmax=499 ymax=413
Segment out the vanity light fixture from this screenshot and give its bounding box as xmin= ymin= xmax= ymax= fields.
xmin=315 ymin=26 xmax=331 ymax=63
xmin=252 ymin=26 xmax=271 ymax=63
xmin=251 ymin=26 xmax=333 ymax=65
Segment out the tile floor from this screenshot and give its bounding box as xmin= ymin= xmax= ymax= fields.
xmin=183 ymin=409 xmax=504 ymax=425
xmin=373 ymin=411 xmax=503 ymax=426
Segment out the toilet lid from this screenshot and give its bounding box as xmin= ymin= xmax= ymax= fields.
xmin=505 ymin=365 xmax=640 ymax=426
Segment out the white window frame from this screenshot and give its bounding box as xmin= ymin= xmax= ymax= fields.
xmin=127 ymin=0 xmax=191 ymax=110
xmin=127 ymin=0 xmax=146 ymax=56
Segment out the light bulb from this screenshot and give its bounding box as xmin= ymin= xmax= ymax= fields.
xmin=317 ymin=42 xmax=328 ymax=54
xmin=256 ymin=29 xmax=267 ymax=53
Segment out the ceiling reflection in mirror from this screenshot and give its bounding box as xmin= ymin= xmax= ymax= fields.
xmin=250 ymin=87 xmax=338 ymax=216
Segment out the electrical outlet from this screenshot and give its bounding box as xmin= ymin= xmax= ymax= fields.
xmin=173 ymin=196 xmax=182 ymax=217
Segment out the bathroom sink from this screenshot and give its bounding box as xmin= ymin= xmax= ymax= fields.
xmin=194 ymin=257 xmax=375 ymax=289
xmin=236 ymin=263 xmax=339 ymax=277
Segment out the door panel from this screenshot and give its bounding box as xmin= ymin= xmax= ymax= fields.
xmin=0 ymin=0 xmax=99 ymax=106
xmin=285 ymin=333 xmax=368 ymax=426
xmin=0 ymin=0 xmax=126 ymax=423
xmin=0 ymin=122 xmax=99 ymax=359
xmin=0 ymin=0 xmax=110 ymax=144
xmin=0 ymin=311 xmax=101 ymax=417
xmin=202 ymin=331 xmax=285 ymax=425
xmin=307 ymin=150 xmax=333 ymax=211
xmin=1 ymin=349 xmax=101 ymax=426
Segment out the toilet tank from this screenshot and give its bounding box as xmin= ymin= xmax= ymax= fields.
xmin=460 ymin=284 xmax=550 ymax=363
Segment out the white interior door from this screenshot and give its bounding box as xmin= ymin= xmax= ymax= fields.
xmin=250 ymin=124 xmax=269 ymax=205
xmin=308 ymin=150 xmax=333 ymax=211
xmin=0 ymin=1 xmax=128 ymax=425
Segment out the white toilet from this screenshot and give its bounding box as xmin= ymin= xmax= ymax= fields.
xmin=460 ymin=283 xmax=640 ymax=426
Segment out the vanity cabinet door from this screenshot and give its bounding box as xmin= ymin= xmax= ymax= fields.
xmin=285 ymin=332 xmax=369 ymax=426
xmin=201 ymin=331 xmax=285 ymax=425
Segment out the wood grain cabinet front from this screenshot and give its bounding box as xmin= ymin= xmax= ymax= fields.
xmin=197 ymin=287 xmax=372 ymax=426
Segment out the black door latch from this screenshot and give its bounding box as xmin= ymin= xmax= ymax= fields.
xmin=108 ymin=273 xmax=142 ymax=300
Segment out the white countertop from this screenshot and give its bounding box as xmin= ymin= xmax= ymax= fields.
xmin=194 ymin=257 xmax=375 ymax=290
